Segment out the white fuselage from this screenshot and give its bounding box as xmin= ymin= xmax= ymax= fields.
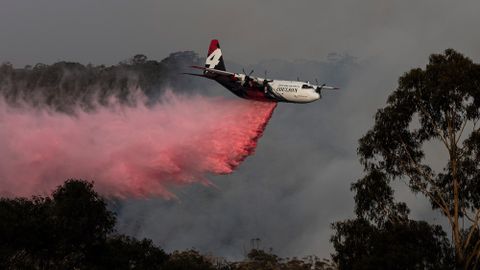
xmin=235 ymin=73 xmax=321 ymax=103
xmin=268 ymin=80 xmax=320 ymax=103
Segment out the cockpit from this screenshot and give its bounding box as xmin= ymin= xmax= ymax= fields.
xmin=301 ymin=84 xmax=314 ymax=89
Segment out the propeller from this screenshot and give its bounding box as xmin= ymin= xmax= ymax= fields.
xmin=262 ymin=70 xmax=273 ymax=94
xmin=242 ymin=68 xmax=254 ymax=77
xmin=263 ymin=70 xmax=273 ymax=84
xmin=242 ymin=68 xmax=254 ymax=87
xmin=315 ymin=79 xmax=325 ymax=94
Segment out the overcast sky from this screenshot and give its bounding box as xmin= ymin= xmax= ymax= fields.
xmin=2 ymin=0 xmax=479 ymax=66
xmin=2 ymin=0 xmax=480 ymax=260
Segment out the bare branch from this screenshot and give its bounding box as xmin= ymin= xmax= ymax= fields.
xmin=398 ymin=158 xmax=454 ymax=228
xmin=464 ymin=211 xmax=476 ymax=224
xmin=456 ymin=119 xmax=468 ymax=145
xmin=466 ymin=240 xmax=480 ymax=270
xmin=464 ymin=208 xmax=480 ymax=252
xmin=397 ymin=136 xmax=453 ymax=225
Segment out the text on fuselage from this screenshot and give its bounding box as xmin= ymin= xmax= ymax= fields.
xmin=276 ymin=85 xmax=298 ymax=92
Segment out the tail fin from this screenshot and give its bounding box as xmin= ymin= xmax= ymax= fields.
xmin=205 ymin=39 xmax=226 ymax=72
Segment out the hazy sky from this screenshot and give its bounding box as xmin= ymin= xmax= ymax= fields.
xmin=2 ymin=0 xmax=479 ymax=66
xmin=2 ymin=0 xmax=480 ymax=260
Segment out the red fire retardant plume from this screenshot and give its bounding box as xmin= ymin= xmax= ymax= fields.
xmin=0 ymin=93 xmax=277 ymax=198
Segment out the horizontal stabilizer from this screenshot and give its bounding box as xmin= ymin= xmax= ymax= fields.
xmin=190 ymin=65 xmax=235 ymax=76
xmin=182 ymin=72 xmax=208 ymax=78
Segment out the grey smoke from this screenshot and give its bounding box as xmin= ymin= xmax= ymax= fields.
xmin=114 ymin=56 xmax=359 ymax=259
xmin=1 ymin=0 xmax=480 ymax=260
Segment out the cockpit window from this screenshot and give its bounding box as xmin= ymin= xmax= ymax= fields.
xmin=302 ymin=84 xmax=314 ymax=89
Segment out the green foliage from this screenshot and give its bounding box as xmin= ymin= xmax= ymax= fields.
xmin=359 ymin=49 xmax=480 ymax=268
xmin=164 ymin=250 xmax=216 ymax=270
xmin=92 ymin=235 xmax=169 ymax=270
xmin=357 ymin=49 xmax=480 ymax=214
xmin=331 ymin=49 xmax=480 ymax=269
xmin=52 ymin=180 xmax=116 ymax=259
xmin=244 ymin=249 xmax=280 ymax=270
xmin=351 ymin=168 xmax=409 ymax=225
xmin=229 ymin=249 xmax=336 ymax=270
xmin=0 ymin=179 xmax=167 ymax=270
xmin=331 ymin=218 xmax=453 ymax=270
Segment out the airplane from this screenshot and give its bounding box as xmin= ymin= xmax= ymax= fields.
xmin=185 ymin=39 xmax=338 ymax=103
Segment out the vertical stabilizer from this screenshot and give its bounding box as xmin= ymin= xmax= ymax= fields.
xmin=205 ymin=39 xmax=226 ymax=71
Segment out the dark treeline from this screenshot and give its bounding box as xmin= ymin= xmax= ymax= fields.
xmin=0 ymin=180 xmax=335 ymax=270
xmin=0 ymin=52 xmax=202 ymax=113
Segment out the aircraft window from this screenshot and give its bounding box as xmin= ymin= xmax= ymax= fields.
xmin=302 ymin=84 xmax=313 ymax=89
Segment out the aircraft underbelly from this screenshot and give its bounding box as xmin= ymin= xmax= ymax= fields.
xmin=282 ymin=92 xmax=315 ymax=103
xmin=215 ymin=78 xmax=273 ymax=102
xmin=212 ymin=77 xmax=317 ymax=103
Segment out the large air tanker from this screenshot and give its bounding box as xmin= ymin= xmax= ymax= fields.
xmin=186 ymin=39 xmax=338 ymax=103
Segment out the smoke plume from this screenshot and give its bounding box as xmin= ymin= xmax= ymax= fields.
xmin=0 ymin=53 xmax=278 ymax=198
xmin=0 ymin=91 xmax=276 ymax=198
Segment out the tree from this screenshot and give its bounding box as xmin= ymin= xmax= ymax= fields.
xmin=331 ymin=168 xmax=454 ymax=269
xmin=163 ymin=249 xmax=216 ymax=270
xmin=52 ymin=180 xmax=116 ymax=262
xmin=229 ymin=249 xmax=335 ymax=270
xmin=331 ymin=217 xmax=453 ymax=270
xmin=0 ymin=179 xmax=168 ymax=270
xmin=351 ymin=49 xmax=480 ymax=268
xmin=131 ymin=54 xmax=148 ymax=65
xmin=93 ymin=235 xmax=168 ymax=270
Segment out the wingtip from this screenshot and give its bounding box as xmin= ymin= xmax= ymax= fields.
xmin=182 ymin=72 xmax=207 ymax=78
xmin=190 ymin=65 xmax=206 ymax=70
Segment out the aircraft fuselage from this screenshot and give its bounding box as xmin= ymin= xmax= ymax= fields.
xmin=186 ymin=39 xmax=337 ymax=104
xmin=210 ymin=74 xmax=321 ymax=103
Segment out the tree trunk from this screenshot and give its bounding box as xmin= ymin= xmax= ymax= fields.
xmin=448 ymin=112 xmax=465 ymax=268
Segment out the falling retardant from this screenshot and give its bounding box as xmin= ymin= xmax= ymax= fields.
xmin=0 ymin=92 xmax=277 ymax=198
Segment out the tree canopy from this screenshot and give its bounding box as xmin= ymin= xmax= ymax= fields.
xmin=0 ymin=179 xmax=168 ymax=269
xmin=333 ymin=49 xmax=480 ymax=269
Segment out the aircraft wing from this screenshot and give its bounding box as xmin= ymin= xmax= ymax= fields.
xmin=315 ymin=84 xmax=339 ymax=90
xmin=321 ymin=85 xmax=339 ymax=90
xmin=190 ymin=65 xmax=236 ymax=77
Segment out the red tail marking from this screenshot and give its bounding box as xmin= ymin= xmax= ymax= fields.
xmin=208 ymin=39 xmax=220 ymax=55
